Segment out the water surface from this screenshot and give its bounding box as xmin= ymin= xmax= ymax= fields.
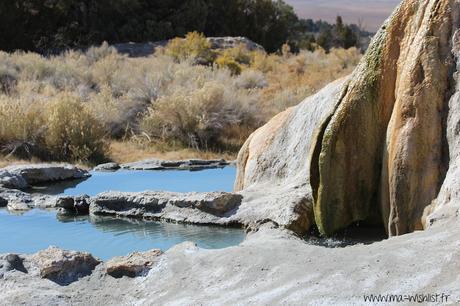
xmin=31 ymin=167 xmax=237 ymax=196
xmin=0 ymin=209 xmax=245 ymax=260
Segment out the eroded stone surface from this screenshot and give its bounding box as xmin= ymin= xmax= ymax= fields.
xmin=0 ymin=164 xmax=89 ymax=189
xmin=90 ymin=191 xmax=243 ymax=223
xmin=56 ymin=195 xmax=90 ymax=214
xmin=106 ymin=249 xmax=162 ymax=278
xmin=93 ymin=162 xmax=120 ymax=171
xmin=236 ymin=0 xmax=460 ymax=237
xmin=30 ymin=247 xmax=100 ymax=285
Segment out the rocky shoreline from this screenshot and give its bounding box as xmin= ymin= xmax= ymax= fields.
xmin=3 ymin=0 xmax=460 ymax=303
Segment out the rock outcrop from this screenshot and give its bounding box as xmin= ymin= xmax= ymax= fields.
xmin=105 ymin=249 xmax=162 ymax=278
xmin=90 ymin=191 xmax=243 ymax=224
xmin=56 ymin=195 xmax=91 ymax=214
xmin=0 ymin=164 xmax=89 ymax=189
xmin=236 ymin=0 xmax=460 ymax=237
xmin=30 ymin=247 xmax=100 ymax=285
xmin=93 ymin=162 xmax=120 ymax=172
xmin=0 ymin=196 xmax=7 ymax=207
xmin=113 ymin=37 xmax=264 ymax=57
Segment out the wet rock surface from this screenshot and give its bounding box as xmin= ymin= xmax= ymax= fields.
xmin=30 ymin=247 xmax=101 ymax=285
xmin=106 ymin=249 xmax=162 ymax=278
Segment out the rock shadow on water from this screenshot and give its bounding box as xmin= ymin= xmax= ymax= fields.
xmin=27 ymin=176 xmax=90 ymax=195
xmin=304 ymin=223 xmax=388 ymax=248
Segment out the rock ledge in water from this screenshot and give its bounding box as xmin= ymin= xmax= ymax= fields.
xmin=93 ymin=162 xmax=120 ymax=172
xmin=90 ymin=191 xmax=243 ymax=223
xmin=0 ymin=164 xmax=90 ymax=189
xmin=121 ymin=159 xmax=230 ymax=171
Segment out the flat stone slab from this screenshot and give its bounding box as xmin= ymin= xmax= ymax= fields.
xmin=90 ymin=191 xmax=243 ymax=221
xmin=106 ymin=249 xmax=162 ymax=278
xmin=121 ymin=159 xmax=230 ymax=171
xmin=0 ymin=164 xmax=90 ymax=189
xmin=93 ymin=162 xmax=120 ymax=172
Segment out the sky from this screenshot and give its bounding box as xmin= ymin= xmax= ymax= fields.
xmin=285 ymin=0 xmax=400 ymax=31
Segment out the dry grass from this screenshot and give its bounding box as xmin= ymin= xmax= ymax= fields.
xmin=0 ymin=35 xmax=361 ymax=165
xmin=108 ymin=141 xmax=236 ymax=163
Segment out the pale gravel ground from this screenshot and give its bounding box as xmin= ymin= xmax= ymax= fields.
xmin=1 ymin=220 xmax=460 ymax=305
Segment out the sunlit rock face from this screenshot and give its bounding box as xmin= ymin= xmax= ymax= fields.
xmin=236 ymin=0 xmax=460 ymax=237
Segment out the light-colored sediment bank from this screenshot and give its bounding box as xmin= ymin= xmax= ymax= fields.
xmin=1 ymin=223 xmax=460 ymax=305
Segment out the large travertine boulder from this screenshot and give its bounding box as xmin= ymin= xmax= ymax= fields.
xmin=236 ymin=0 xmax=460 ymax=237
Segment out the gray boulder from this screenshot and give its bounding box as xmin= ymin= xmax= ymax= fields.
xmin=0 ymin=196 xmax=7 ymax=207
xmin=93 ymin=162 xmax=120 ymax=172
xmin=56 ymin=195 xmax=90 ymax=214
xmin=0 ymin=164 xmax=90 ymax=189
xmin=30 ymin=247 xmax=100 ymax=285
xmin=0 ymin=254 xmax=27 ymax=278
xmin=106 ymin=249 xmax=162 ymax=278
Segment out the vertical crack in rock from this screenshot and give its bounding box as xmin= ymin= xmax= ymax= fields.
xmin=313 ymin=1 xmax=411 ymax=236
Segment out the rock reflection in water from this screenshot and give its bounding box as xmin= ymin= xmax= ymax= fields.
xmin=0 ymin=209 xmax=244 ymax=260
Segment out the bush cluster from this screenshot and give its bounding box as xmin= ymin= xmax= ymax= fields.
xmin=0 ymin=35 xmax=360 ymax=163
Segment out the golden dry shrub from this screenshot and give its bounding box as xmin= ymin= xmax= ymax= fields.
xmin=164 ymin=32 xmax=215 ymax=64
xmin=0 ymin=96 xmax=45 ymax=147
xmin=141 ymin=82 xmax=252 ymax=149
xmin=44 ymin=94 xmax=107 ymax=162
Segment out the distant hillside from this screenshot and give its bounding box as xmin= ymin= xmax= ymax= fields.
xmin=286 ymin=0 xmax=400 ymax=31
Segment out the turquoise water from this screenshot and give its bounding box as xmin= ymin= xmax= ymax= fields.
xmin=31 ymin=167 xmax=237 ymax=196
xmin=0 ymin=209 xmax=244 ymax=260
xmin=1 ymin=167 xmax=244 ymax=259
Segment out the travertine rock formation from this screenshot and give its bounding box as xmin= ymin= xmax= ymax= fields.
xmin=236 ymin=0 xmax=460 ymax=237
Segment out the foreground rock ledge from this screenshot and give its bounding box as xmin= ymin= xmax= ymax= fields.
xmin=106 ymin=249 xmax=162 ymax=278
xmin=30 ymin=247 xmax=101 ymax=286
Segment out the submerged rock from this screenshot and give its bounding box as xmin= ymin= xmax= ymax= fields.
xmin=30 ymin=247 xmax=100 ymax=285
xmin=106 ymin=249 xmax=162 ymax=278
xmin=93 ymin=162 xmax=120 ymax=172
xmin=121 ymin=159 xmax=229 ymax=171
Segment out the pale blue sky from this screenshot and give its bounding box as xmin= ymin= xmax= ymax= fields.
xmin=285 ymin=0 xmax=400 ymax=31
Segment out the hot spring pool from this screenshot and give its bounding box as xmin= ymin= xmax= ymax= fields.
xmin=1 ymin=167 xmax=245 ymax=259
xmin=0 ymin=209 xmax=244 ymax=260
xmin=30 ymin=167 xmax=237 ymax=196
